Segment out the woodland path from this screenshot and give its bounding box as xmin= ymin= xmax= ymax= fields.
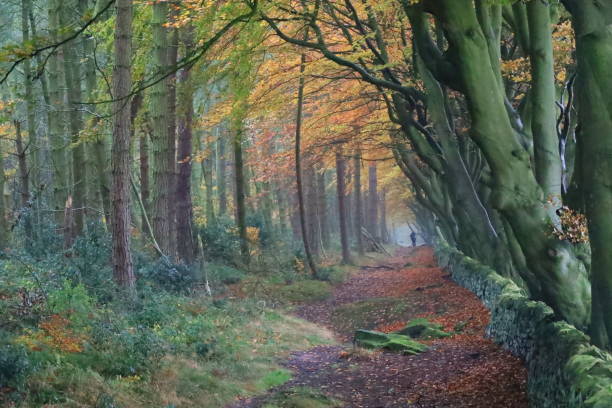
xmin=233 ymin=247 xmax=528 ymax=407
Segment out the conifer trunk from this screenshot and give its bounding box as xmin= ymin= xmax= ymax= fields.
xmin=110 ymin=0 xmax=135 ymax=288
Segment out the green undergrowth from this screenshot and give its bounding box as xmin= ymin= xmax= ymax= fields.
xmin=6 ymin=295 xmax=335 ymax=408
xmin=0 ymin=225 xmax=340 ymax=407
xmin=262 ymin=387 xmax=341 ymax=408
xmin=332 ymin=298 xmax=418 ymax=335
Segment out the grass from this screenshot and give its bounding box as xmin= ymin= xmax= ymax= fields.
xmin=18 ymin=300 xmax=336 ymax=408
xmin=331 ymin=298 xmax=417 ymax=335
xmin=262 ymin=387 xmax=341 ymax=408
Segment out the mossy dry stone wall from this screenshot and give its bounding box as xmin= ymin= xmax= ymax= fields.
xmin=434 ymin=242 xmax=612 ymax=408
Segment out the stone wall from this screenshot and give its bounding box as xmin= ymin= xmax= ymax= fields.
xmin=434 ymin=242 xmax=612 ymax=408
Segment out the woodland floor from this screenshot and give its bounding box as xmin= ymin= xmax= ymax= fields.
xmin=230 ymin=247 xmax=528 ymax=408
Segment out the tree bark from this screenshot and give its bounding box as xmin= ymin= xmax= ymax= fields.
xmin=150 ymin=0 xmax=172 ymax=255
xmin=233 ymin=126 xmax=249 ymax=261
xmin=354 ymin=151 xmax=364 ymax=255
xmin=527 ymin=0 xmax=562 ymax=200
xmin=217 ymin=131 xmax=228 ymax=217
xmin=317 ymin=168 xmax=330 ymax=250
xmin=336 ymin=152 xmax=352 ymax=264
xmin=47 ymin=0 xmax=68 ymax=226
xmin=176 ymin=27 xmax=196 ymax=264
xmin=61 ymin=0 xmax=86 ymax=238
xmin=563 ymin=0 xmax=612 ymax=348
xmin=367 ymin=163 xmax=378 ymax=239
xmin=110 ymin=0 xmax=135 ymax=289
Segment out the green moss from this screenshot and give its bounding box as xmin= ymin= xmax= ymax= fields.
xmin=354 ymin=330 xmax=428 ymax=355
xmin=395 ymin=318 xmax=452 ymax=340
xmin=276 ymin=280 xmax=332 ymax=303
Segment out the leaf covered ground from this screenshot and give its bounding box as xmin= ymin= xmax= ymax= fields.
xmin=231 ymin=247 xmax=528 ymax=407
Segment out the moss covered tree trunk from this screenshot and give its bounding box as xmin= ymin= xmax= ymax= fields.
xmin=412 ymin=1 xmax=590 ymax=328
xmin=563 ymin=0 xmax=612 ymax=349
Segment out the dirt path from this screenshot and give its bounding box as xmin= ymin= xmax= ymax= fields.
xmin=232 ymin=247 xmax=528 ymax=407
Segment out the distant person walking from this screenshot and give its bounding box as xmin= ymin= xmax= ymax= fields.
xmin=410 ymin=231 xmax=417 ymax=247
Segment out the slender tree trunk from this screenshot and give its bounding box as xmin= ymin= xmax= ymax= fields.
xmin=317 ymin=169 xmax=330 ymax=249
xmin=175 ymin=26 xmax=196 ymax=264
xmin=150 ymin=0 xmax=172 ymax=254
xmin=15 ymin=121 xmax=31 ymax=240
xmin=233 ymin=126 xmax=249 ymax=261
xmin=139 ymin=122 xmax=151 ymax=236
xmin=305 ymin=162 xmax=320 ymax=257
xmin=61 ymin=0 xmax=86 ymax=238
xmin=336 ymin=152 xmax=352 ymax=264
xmin=0 ymin=141 xmax=7 ymax=249
xmin=275 ymin=187 xmax=289 ymax=237
xmin=110 ymin=0 xmax=135 ymax=289
xmin=367 ymin=163 xmax=378 ymax=239
xmin=217 ymin=133 xmax=227 ymax=217
xmin=380 ymin=187 xmax=389 ymax=244
xmin=21 ymin=0 xmax=38 ymax=189
xmin=47 ymin=0 xmax=68 ymax=226
xmin=204 ymin=133 xmax=216 ymax=224
xmin=354 ymin=151 xmax=364 ymax=255
xmin=294 ymin=52 xmax=318 ymax=275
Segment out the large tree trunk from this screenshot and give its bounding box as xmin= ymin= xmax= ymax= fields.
xmin=563 ymin=0 xmax=612 ymax=349
xmin=411 ymin=1 xmax=590 ymax=329
xmin=527 ymin=0 xmax=562 ymax=200
xmin=176 ymin=27 xmax=196 ymax=265
xmin=336 ymin=152 xmax=352 ymax=264
xmin=110 ymin=0 xmax=135 ymax=289
xmin=166 ymin=25 xmax=179 ymax=256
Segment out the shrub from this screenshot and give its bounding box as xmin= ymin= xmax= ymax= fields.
xmin=138 ymin=259 xmax=195 ymax=293
xmin=199 ymin=217 xmax=241 ymax=261
xmin=277 ymin=281 xmax=332 ymax=303
xmin=0 ymin=341 xmax=31 ymax=396
xmin=208 ymin=264 xmax=245 ymax=285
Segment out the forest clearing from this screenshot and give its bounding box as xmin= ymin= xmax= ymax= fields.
xmin=1 ymin=0 xmax=612 ymax=407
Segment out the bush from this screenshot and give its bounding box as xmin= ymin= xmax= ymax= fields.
xmin=85 ymin=322 xmax=167 ymax=377
xmin=208 ymin=264 xmax=245 ymax=285
xmin=138 ymin=259 xmax=195 ymax=293
xmin=0 ymin=341 xmax=31 ymax=395
xmin=199 ymin=217 xmax=241 ymax=261
xmin=315 ymin=266 xmax=347 ymax=285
